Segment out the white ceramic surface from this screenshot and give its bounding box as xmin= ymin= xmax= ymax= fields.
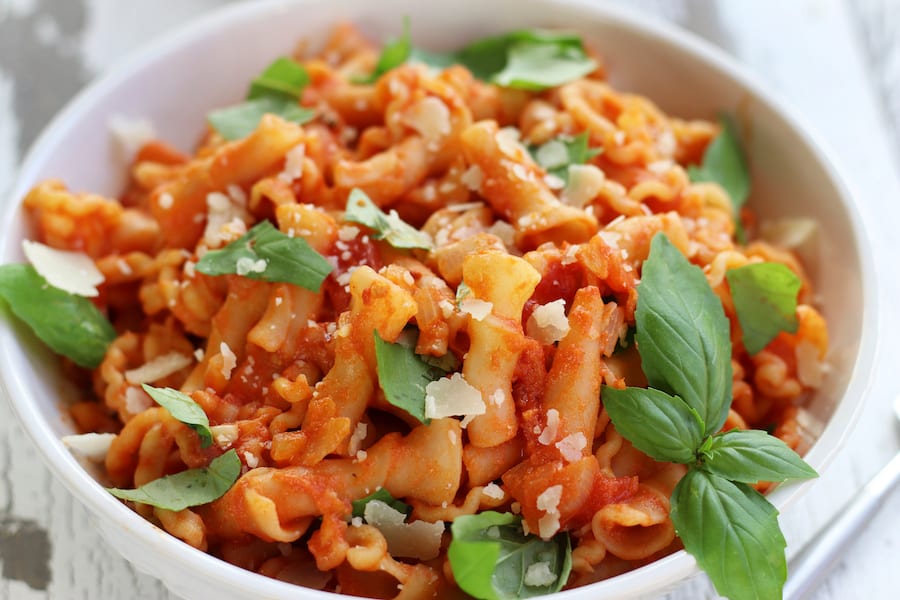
xmin=0 ymin=0 xmax=878 ymax=599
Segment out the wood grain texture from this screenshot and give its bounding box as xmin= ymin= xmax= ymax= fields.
xmin=0 ymin=0 xmax=898 ymax=599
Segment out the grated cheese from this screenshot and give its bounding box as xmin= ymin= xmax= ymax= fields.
xmin=235 ymin=256 xmax=267 ymax=276
xmin=108 ymin=115 xmax=155 ymax=163
xmin=555 ymin=432 xmax=587 ymax=463
xmin=124 ymin=352 xmax=192 ymax=384
xmin=22 ymin=240 xmax=104 ymax=297
xmin=363 ymin=500 xmax=444 ymax=560
xmin=527 ymin=299 xmax=570 ymax=345
xmin=219 ymin=341 xmax=237 ymax=379
xmin=62 ymin=432 xmax=117 ymax=462
xmin=460 ymin=165 xmax=483 ymax=191
xmin=561 ymin=164 xmax=605 ymax=208
xmin=424 ymin=373 xmax=485 ymax=425
xmin=524 ymin=562 xmax=558 ymax=587
xmin=278 ymin=143 xmax=306 ymax=182
xmin=210 ymin=424 xmax=239 ymax=448
xmin=405 ymin=96 xmax=451 ymax=142
xmin=538 ymin=409 xmax=560 ymax=445
xmin=534 ymin=140 xmax=568 ymax=171
xmin=459 ymin=298 xmax=493 ymax=321
xmin=536 ymin=484 xmax=563 ymax=539
xmin=158 ymin=192 xmax=174 ymax=210
xmin=348 ymin=422 xmax=368 ymax=455
xmin=482 ymin=483 xmax=505 ymax=500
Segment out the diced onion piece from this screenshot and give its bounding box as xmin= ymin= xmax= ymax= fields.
xmin=363 ymin=500 xmax=444 ymax=560
xmin=124 ymin=352 xmax=192 ymax=384
xmin=62 ymin=433 xmax=116 ymax=462
xmin=22 ymin=240 xmax=104 ymax=297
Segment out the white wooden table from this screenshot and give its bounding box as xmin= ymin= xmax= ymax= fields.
xmin=1 ymin=0 xmax=898 ymax=598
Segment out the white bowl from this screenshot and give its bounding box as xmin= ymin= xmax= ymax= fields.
xmin=0 ymin=0 xmax=878 ymax=598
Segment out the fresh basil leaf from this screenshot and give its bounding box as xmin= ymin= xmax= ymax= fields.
xmin=636 ymin=233 xmax=732 ymax=436
xmin=356 ymin=16 xmax=412 ymax=83
xmin=688 ymin=116 xmax=749 ymax=241
xmin=208 ymin=96 xmax=315 ymax=141
xmin=141 ymin=384 xmax=212 ymax=449
xmin=351 ymin=488 xmax=411 ymax=519
xmin=449 ymin=511 xmax=572 ymax=600
xmin=701 ymin=429 xmax=818 ymax=484
xmin=601 ymin=385 xmax=705 ymax=464
xmin=195 ymin=220 xmax=332 ymax=291
xmin=107 ymin=449 xmax=241 ymax=511
xmin=420 ymin=351 xmax=460 ymax=373
xmin=671 ymin=469 xmax=786 ymax=600
xmin=528 ymin=133 xmax=601 ymax=183
xmin=726 ymin=262 xmax=801 ymax=355
xmin=373 ymin=330 xmax=450 ymax=423
xmin=493 ymin=41 xmax=596 ymax=91
xmin=344 ymin=188 xmax=433 ymax=250
xmin=0 ymin=264 xmax=115 ymax=368
xmin=247 ymin=57 xmax=310 ymax=101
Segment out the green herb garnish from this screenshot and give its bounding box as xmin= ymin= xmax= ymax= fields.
xmin=373 ymin=330 xmax=451 ymax=423
xmin=726 ymin=262 xmax=801 ymax=355
xmin=344 ymin=188 xmax=433 ymax=250
xmin=448 ymin=511 xmax=572 ymax=600
xmin=141 ymin=384 xmax=213 ymax=449
xmin=601 ymin=233 xmax=817 ymax=600
xmin=0 ymin=264 xmax=115 ymax=368
xmin=208 ymin=57 xmax=315 ymax=140
xmin=528 ymin=133 xmax=601 ymax=184
xmin=688 ymin=115 xmax=750 ymax=241
xmin=361 ymin=22 xmax=595 ymax=91
xmin=351 ymin=488 xmax=411 ymax=519
xmin=107 ymin=449 xmax=241 ymax=511
xmin=195 ymin=220 xmax=333 ymax=291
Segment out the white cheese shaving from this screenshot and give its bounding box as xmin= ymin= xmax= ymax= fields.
xmin=524 ymin=562 xmax=558 ymax=587
xmin=158 ymin=192 xmax=174 ymax=210
xmin=338 ymin=225 xmax=360 ymax=242
xmin=496 ymin=127 xmax=523 ymax=158
xmin=482 ymin=483 xmax=505 ymax=500
xmin=561 ymin=164 xmax=605 ymax=208
xmin=219 ymin=341 xmax=237 ymax=379
xmin=488 ymin=220 xmax=517 ymax=248
xmin=210 ymin=424 xmax=239 ymax=448
xmin=278 ymin=143 xmax=306 ymax=183
xmin=405 ymin=97 xmax=451 ymax=142
xmin=108 ymin=115 xmax=155 ymax=163
xmin=124 ymin=352 xmax=192 ymax=384
xmin=555 ymin=432 xmax=587 ymax=463
xmin=527 ymin=299 xmax=570 ymax=345
xmin=62 ymin=432 xmax=117 ymax=462
xmin=235 ymin=257 xmax=267 ymax=276
xmin=424 ymin=373 xmax=485 ymax=424
xmin=22 ymin=240 xmax=104 ymax=297
xmin=461 ymin=165 xmax=483 ymax=191
xmin=363 ymin=500 xmax=444 ymax=560
xmin=538 ymin=409 xmax=560 ymax=445
xmin=243 ymin=451 xmax=259 ymax=469
xmin=203 ymin=192 xmax=250 ymax=248
xmin=459 ymin=298 xmax=493 ymax=321
xmin=348 ymin=422 xmax=368 ymax=455
xmin=536 ymin=484 xmax=563 ymax=539
xmin=535 ymin=140 xmax=569 ymax=171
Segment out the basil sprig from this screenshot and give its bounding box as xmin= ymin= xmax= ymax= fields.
xmin=351 ymin=488 xmax=411 ymax=519
xmin=448 ymin=511 xmax=572 ymax=600
xmin=688 ymin=116 xmax=750 ymax=241
xmin=726 ymin=262 xmax=801 ymax=355
xmin=208 ymin=57 xmax=315 ymax=140
xmin=195 ymin=220 xmax=333 ymax=291
xmin=527 ymin=133 xmax=601 ymax=184
xmin=107 ymin=449 xmax=241 ymax=511
xmin=373 ymin=330 xmax=451 ymax=423
xmin=141 ymin=384 xmax=212 ymax=449
xmin=601 ymin=233 xmax=816 ymax=600
xmin=362 ymin=21 xmax=595 ymax=91
xmin=0 ymin=264 xmax=115 ymax=368
xmin=344 ymin=188 xmax=433 ymax=250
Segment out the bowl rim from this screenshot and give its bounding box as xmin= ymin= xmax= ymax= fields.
xmin=0 ymin=0 xmax=880 ymax=598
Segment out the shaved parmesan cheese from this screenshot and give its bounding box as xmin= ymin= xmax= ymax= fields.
xmin=561 ymin=164 xmax=605 ymax=207
xmin=22 ymin=240 xmax=104 ymax=297
xmin=210 ymin=424 xmax=239 ymax=448
xmin=219 ymin=342 xmax=237 ymax=379
xmin=536 ymin=484 xmax=563 ymax=539
xmin=158 ymin=192 xmax=174 ymax=210
xmin=496 ymin=127 xmax=523 ymax=158
xmin=535 ymin=140 xmax=569 ymax=171
xmin=278 ymin=143 xmax=306 ymax=183
xmin=524 ymin=562 xmax=558 ymax=587
xmin=488 ymin=220 xmax=517 ymax=248
xmin=424 ymin=373 xmax=485 ymax=425
xmin=538 ymin=409 xmax=560 ymax=445
xmin=461 ymin=165 xmax=483 ymax=191
xmin=363 ymin=500 xmax=444 ymax=560
xmin=124 ymin=352 xmax=192 ymax=384
xmin=555 ymin=432 xmax=587 ymax=462
xmin=62 ymin=433 xmax=116 ymax=462
xmin=235 ymin=257 xmax=267 ymax=276
xmin=109 ymin=115 xmax=155 ymax=162
xmin=348 ymin=422 xmax=368 ymax=455
xmin=204 ymin=192 xmax=250 ymax=248
xmin=405 ymin=97 xmax=451 ymax=142
xmin=243 ymin=451 xmax=259 ymax=468
xmin=459 ymin=298 xmax=493 ymax=321
xmin=527 ymin=299 xmax=570 ymax=345
xmin=482 ymin=483 xmax=505 ymax=500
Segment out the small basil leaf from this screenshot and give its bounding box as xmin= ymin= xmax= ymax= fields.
xmin=528 ymin=133 xmax=601 ymax=184
xmin=344 ymin=188 xmax=433 ymax=250
xmin=356 ymin=16 xmax=412 ymax=83
xmin=636 ymin=233 xmax=732 ymax=436
xmin=208 ymin=97 xmax=315 ymax=141
xmin=449 ymin=511 xmax=572 ymax=600
xmin=0 ymin=264 xmax=115 ymax=368
xmin=351 ymin=488 xmax=411 ymax=519
xmin=726 ymin=262 xmax=801 ymax=355
xmin=701 ymin=429 xmax=818 ymax=484
xmin=141 ymin=384 xmax=212 ymax=449
xmin=373 ymin=330 xmax=449 ymax=423
xmin=195 ymin=221 xmax=333 ymax=291
xmin=247 ymin=57 xmax=310 ymax=101
xmin=493 ymin=41 xmax=596 ymax=91
xmin=671 ymin=469 xmax=787 ymax=600
xmin=107 ymin=449 xmax=241 ymax=511
xmin=688 ymin=116 xmax=750 ymax=241
xmin=601 ymin=385 xmax=705 ymax=464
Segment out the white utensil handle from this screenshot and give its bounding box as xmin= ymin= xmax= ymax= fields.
xmin=784 ymin=451 xmax=900 ymax=600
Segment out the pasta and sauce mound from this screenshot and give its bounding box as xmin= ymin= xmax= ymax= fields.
xmin=14 ymin=22 xmax=828 ymax=600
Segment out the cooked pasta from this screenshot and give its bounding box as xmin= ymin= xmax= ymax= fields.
xmin=18 ymin=22 xmax=828 ymax=600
